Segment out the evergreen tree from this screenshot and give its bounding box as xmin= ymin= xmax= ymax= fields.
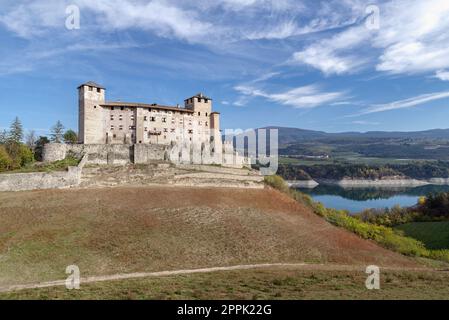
xmin=0 ymin=130 xmax=7 ymax=144
xmin=34 ymin=136 xmax=50 ymax=161
xmin=50 ymin=121 xmax=65 ymax=143
xmin=8 ymin=117 xmax=23 ymax=143
xmin=63 ymin=129 xmax=78 ymax=144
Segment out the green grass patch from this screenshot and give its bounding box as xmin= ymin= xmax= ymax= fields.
xmin=1 ymin=156 xmax=80 ymax=174
xmin=395 ymin=222 xmax=449 ymax=250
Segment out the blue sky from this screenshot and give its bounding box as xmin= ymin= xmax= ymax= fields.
xmin=1 ymin=0 xmax=449 ymax=136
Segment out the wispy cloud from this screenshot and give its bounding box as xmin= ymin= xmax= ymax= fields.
xmin=435 ymin=70 xmax=449 ymax=81
xmin=351 ymin=120 xmax=380 ymax=125
xmin=234 ymin=84 xmax=346 ymax=108
xmin=356 ymin=91 xmax=449 ymax=116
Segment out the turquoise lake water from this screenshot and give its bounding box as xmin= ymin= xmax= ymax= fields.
xmin=296 ymin=185 xmax=449 ymax=214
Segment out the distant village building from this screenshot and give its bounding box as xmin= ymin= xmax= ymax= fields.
xmin=78 ymin=81 xmax=220 ymax=146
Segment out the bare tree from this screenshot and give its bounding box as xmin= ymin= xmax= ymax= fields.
xmin=26 ymin=130 xmax=37 ymax=150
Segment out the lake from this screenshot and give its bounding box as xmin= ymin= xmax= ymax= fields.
xmin=296 ymin=184 xmax=449 ymax=214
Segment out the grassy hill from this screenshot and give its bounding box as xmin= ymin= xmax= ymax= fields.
xmin=0 ymin=186 xmax=419 ymax=290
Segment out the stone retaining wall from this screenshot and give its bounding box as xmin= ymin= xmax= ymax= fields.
xmin=43 ymin=143 xmax=250 ymax=168
xmin=0 ymin=154 xmax=88 ymax=192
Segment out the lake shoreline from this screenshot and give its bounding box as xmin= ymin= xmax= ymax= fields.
xmin=288 ymin=178 xmax=449 ymax=189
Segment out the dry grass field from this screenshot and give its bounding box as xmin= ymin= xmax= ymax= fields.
xmin=0 ymin=187 xmax=416 ymax=281
xmin=2 ymin=267 xmax=449 ymax=300
xmin=0 ymin=185 xmax=439 ymax=299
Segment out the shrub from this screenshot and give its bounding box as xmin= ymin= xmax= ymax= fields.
xmin=0 ymin=145 xmax=13 ymax=172
xmin=4 ymin=142 xmax=34 ymax=169
xmin=264 ymin=175 xmax=290 ymax=193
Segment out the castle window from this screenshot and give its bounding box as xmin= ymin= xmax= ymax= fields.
xmin=198 ymin=112 xmax=201 ymax=116
xmin=144 ymin=116 xmax=147 ymax=121
xmin=162 ymin=118 xmax=166 ymax=123
xmin=205 ymin=121 xmax=208 ymax=126
xmin=88 ymin=86 xmax=93 ymax=91
xmin=204 ymin=99 xmax=208 ymax=103
xmin=145 ymin=127 xmax=148 ymax=131
xmin=170 ymin=128 xmax=175 ymax=133
xmin=111 ymin=107 xmax=114 ymax=111
xmin=121 ymin=107 xmax=124 ymax=111
xmin=119 ymin=125 xmax=123 ymax=130
xmin=164 ymin=128 xmax=168 ymax=133
xmin=188 ymin=129 xmax=193 ymax=134
xmin=113 ymin=134 xmax=117 ymax=138
xmin=97 ymin=88 xmax=101 ymax=93
xmin=150 ymin=117 xmax=156 ymax=122
xmin=110 ymin=125 xmax=114 ymax=130
xmin=110 ymin=115 xmax=114 ymax=120
xmin=119 ymin=115 xmax=123 ymax=121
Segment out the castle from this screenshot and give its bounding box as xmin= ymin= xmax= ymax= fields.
xmin=43 ymin=82 xmax=248 ymax=168
xmin=78 ymin=81 xmax=220 ymax=146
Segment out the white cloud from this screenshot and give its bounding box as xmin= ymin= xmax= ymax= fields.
xmin=351 ymin=120 xmax=379 ymax=125
xmin=291 ymin=0 xmax=449 ymax=77
xmin=435 ymin=70 xmax=449 ymax=81
xmin=291 ymin=24 xmax=370 ymax=75
xmin=359 ymin=91 xmax=449 ymax=115
xmin=235 ymin=84 xmax=345 ymax=108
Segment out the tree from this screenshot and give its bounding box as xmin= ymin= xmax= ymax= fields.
xmin=50 ymin=121 xmax=65 ymax=143
xmin=0 ymin=130 xmax=7 ymax=144
xmin=63 ymin=129 xmax=78 ymax=144
xmin=8 ymin=117 xmax=23 ymax=143
xmin=4 ymin=142 xmax=34 ymax=169
xmin=0 ymin=145 xmax=12 ymax=172
xmin=34 ymin=136 xmax=50 ymax=161
xmin=26 ymin=130 xmax=37 ymax=150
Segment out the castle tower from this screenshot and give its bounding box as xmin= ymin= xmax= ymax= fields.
xmin=78 ymin=81 xmax=106 ymax=144
xmin=184 ymin=93 xmax=212 ymax=116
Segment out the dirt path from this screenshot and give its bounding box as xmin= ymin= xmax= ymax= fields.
xmin=0 ymin=263 xmax=434 ymax=294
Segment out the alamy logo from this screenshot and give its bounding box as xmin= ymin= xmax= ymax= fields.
xmin=365 ymin=265 xmax=380 ymax=290
xmin=365 ymin=5 xmax=380 ymax=30
xmin=65 ymin=5 xmax=80 ymax=30
xmin=65 ymin=265 xmax=80 ymax=290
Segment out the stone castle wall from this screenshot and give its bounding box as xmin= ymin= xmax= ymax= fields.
xmin=43 ymin=142 xmax=249 ymax=168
